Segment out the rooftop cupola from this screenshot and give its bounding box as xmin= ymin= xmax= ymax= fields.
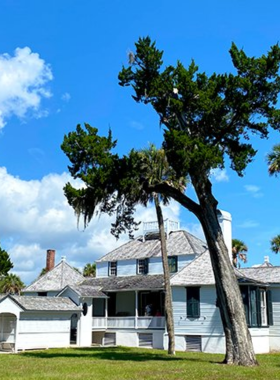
xmin=143 ymin=219 xmax=180 ymax=241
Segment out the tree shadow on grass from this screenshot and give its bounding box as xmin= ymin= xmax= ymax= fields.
xmin=20 ymin=346 xmax=219 ymax=364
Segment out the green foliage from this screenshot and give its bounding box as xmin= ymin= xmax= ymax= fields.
xmin=232 ymin=239 xmax=248 ymax=268
xmin=0 ymin=245 xmax=13 ymax=276
xmin=83 ymin=262 xmax=96 ymax=277
xmin=271 ymin=234 xmax=280 ymax=253
xmin=0 ymin=273 xmax=24 ymax=294
xmin=61 ymin=125 xmax=185 ymax=238
xmin=267 ymin=144 xmax=280 ymax=176
xmin=119 ymin=38 xmax=280 ymax=179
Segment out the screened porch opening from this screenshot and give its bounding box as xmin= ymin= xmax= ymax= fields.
xmin=0 ymin=313 xmax=16 ymax=352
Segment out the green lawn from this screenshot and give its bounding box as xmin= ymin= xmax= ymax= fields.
xmin=1 ymin=347 xmax=280 ymax=380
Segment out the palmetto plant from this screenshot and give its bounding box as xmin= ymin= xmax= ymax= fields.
xmin=0 ymin=273 xmax=24 ymax=295
xmin=271 ymin=234 xmax=280 ymax=254
xmin=267 ymin=144 xmax=280 ymax=176
xmin=232 ymin=239 xmax=248 ymax=268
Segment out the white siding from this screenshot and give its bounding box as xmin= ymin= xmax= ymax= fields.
xmin=117 ymin=260 xmax=136 ymax=276
xmin=17 ymin=312 xmax=72 ymax=350
xmin=149 ymin=257 xmax=163 ymax=274
xmin=96 ymin=262 xmax=108 ymax=277
xmin=172 ymin=286 xmax=223 ymax=336
xmin=178 ymin=255 xmax=195 ymax=271
xmin=269 ymin=286 xmax=280 ymax=351
xmin=58 ymin=288 xmax=79 ymax=305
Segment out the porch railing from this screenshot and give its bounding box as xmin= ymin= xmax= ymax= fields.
xmin=92 ymin=316 xmax=165 ymax=330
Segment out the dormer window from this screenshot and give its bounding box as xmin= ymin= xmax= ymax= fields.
xmin=109 ymin=261 xmax=117 ymax=276
xmin=168 ymin=256 xmax=178 ymax=273
xmin=137 ymin=258 xmax=149 ymax=275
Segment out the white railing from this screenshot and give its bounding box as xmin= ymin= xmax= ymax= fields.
xmin=143 ymin=219 xmax=179 ymax=238
xmin=92 ymin=317 xmax=107 ymax=329
xmin=137 ymin=317 xmax=165 ymax=329
xmin=107 ymin=317 xmax=135 ymax=328
xmin=92 ymin=316 xmax=165 ymax=330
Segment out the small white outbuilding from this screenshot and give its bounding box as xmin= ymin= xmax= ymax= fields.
xmin=0 ymin=294 xmax=81 ymax=352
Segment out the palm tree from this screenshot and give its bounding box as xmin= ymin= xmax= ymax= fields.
xmin=271 ymin=235 xmax=280 ymax=254
xmin=232 ymin=239 xmax=248 ymax=268
xmin=0 ymin=273 xmax=24 ymax=295
xmin=83 ymin=263 xmax=96 ymax=277
xmin=138 ymin=144 xmax=186 ymax=355
xmin=267 ymin=144 xmax=280 ymax=176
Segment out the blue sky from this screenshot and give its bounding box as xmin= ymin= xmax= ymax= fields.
xmin=0 ymin=0 xmax=280 ymax=284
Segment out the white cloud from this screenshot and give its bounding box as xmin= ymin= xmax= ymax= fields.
xmin=0 ymin=168 xmax=181 ymax=285
xmin=0 ymin=47 xmax=53 ymax=128
xmin=237 ymin=220 xmax=260 ymax=228
xmin=244 ymin=185 xmax=263 ymax=198
xmin=61 ymin=92 xmax=71 ymax=102
xmin=210 ymin=169 xmax=229 ymax=182
xmin=130 ymin=121 xmax=145 ymax=130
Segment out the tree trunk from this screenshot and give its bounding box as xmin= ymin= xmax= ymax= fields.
xmin=155 ymin=196 xmax=176 ymax=355
xmin=191 ymin=174 xmax=257 ymax=366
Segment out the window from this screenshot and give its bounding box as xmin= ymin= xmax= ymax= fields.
xmin=108 ymin=261 xmax=117 ymax=276
xmin=168 ymin=256 xmax=178 ymax=273
xmin=137 ymin=258 xmax=149 ymax=275
xmin=38 ymin=292 xmax=47 ymax=297
xmin=92 ymin=298 xmax=105 ymax=317
xmin=186 ymin=287 xmax=200 ymax=318
xmin=240 ymin=286 xmax=273 ymax=327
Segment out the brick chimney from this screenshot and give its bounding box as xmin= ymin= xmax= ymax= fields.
xmin=46 ymin=249 xmax=55 ymax=272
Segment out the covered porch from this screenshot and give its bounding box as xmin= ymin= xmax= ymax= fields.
xmin=92 ymin=289 xmax=165 ymax=330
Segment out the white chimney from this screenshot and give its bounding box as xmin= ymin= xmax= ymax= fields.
xmin=217 ymin=210 xmax=232 ymax=263
xmin=264 ymin=256 xmax=269 ymax=264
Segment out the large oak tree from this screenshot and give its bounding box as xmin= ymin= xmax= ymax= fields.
xmin=117 ymin=37 xmax=280 ymax=366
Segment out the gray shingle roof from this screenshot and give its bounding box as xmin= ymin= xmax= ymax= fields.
xmin=5 ymin=295 xmax=81 ymax=311
xmin=97 ymin=230 xmax=208 ymax=262
xmin=82 ymin=274 xmax=165 ymax=291
xmin=59 ymin=285 xmax=108 ymax=298
xmin=171 ymin=251 xmax=215 ymax=286
xmin=170 ymin=251 xmax=267 ymax=286
xmin=239 ymin=267 xmax=280 ymax=284
xmin=24 ymin=260 xmax=85 ymax=292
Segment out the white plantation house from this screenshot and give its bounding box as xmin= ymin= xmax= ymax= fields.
xmin=0 ymin=211 xmax=280 ymax=353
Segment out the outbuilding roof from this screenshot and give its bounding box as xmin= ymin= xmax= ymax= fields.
xmin=1 ymin=295 xmax=81 ymax=312
xmin=23 ymin=259 xmax=85 ymax=292
xmin=96 ymin=230 xmax=208 ymax=262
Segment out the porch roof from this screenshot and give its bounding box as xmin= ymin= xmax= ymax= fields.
xmin=82 ymin=274 xmax=165 ymax=291
xmin=58 ymin=285 xmax=108 ymax=298
xmin=96 ymin=230 xmax=208 ymax=262
xmin=9 ymin=295 xmax=82 ymax=312
xmin=239 ymin=267 xmax=280 ymax=284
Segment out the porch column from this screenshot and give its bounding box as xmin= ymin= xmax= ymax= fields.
xmin=135 ymin=291 xmax=138 ymax=329
xmin=105 ymin=297 xmax=108 ymax=329
xmin=14 ymin=317 xmax=19 ymax=353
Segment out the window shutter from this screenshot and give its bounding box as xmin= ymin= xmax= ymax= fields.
xmin=187 ymin=287 xmax=200 ymax=318
xmin=144 ymin=258 xmax=149 ymax=274
xmin=256 ymin=288 xmax=262 ymax=327
xmin=266 ymin=290 xmax=274 ymax=326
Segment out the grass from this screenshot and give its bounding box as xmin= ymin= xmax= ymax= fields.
xmin=0 ymin=346 xmax=280 ymax=380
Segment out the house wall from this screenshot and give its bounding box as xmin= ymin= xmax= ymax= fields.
xmin=58 ymin=288 xmax=80 ymax=305
xmin=96 ymin=254 xmax=196 ymax=278
xmin=168 ymin=285 xmax=226 ymax=354
xmin=269 ymin=286 xmax=280 ymax=351
xmin=96 ymin=262 xmax=108 ymax=277
xmin=17 ymin=311 xmax=72 ymax=350
xmin=77 ymin=297 xmax=93 ymax=347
